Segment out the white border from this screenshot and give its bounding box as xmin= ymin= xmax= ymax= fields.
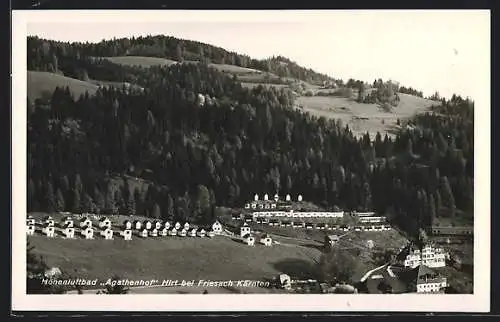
xmin=12 ymin=10 xmax=490 ymax=312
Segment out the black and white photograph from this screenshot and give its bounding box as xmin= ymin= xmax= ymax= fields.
xmin=12 ymin=10 xmax=490 ymax=312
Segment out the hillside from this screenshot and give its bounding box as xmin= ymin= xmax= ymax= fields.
xmin=27 ymin=71 xmax=98 ymax=101
xmin=103 ymin=56 xmax=177 ymax=68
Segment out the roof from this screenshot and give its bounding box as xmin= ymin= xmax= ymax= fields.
xmin=99 ymin=217 xmax=110 ymax=222
xmin=417 ymin=265 xmax=445 ymax=285
xmin=62 ymin=223 xmax=73 ymax=228
xmin=361 ymin=264 xmax=417 ymax=294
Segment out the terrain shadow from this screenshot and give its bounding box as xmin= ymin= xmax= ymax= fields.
xmin=271 ymin=258 xmax=320 ymax=280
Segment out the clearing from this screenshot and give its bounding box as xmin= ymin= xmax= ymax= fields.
xmin=103 ymin=56 xmax=178 ymax=68
xmin=27 ymin=71 xmax=98 ymax=102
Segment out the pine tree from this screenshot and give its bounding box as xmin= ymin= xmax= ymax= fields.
xmin=440 ymin=176 xmax=456 ymax=218
xmin=72 ymin=188 xmax=81 ymax=213
xmin=94 ymin=187 xmax=105 ymax=215
xmin=44 ymin=180 xmax=55 ymax=213
xmin=55 ymin=188 xmax=65 ymax=212
xmin=82 ymin=192 xmax=94 ymax=213
xmin=28 ymin=178 xmax=36 ymax=212
xmin=126 ymin=191 xmax=136 ymax=216
xmin=166 ymin=194 xmax=175 ymax=221
xmin=152 ymin=203 xmax=161 ymax=219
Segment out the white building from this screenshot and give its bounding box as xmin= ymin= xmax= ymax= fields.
xmin=100 ymin=228 xmax=114 ymax=240
xmin=120 ymin=229 xmax=132 ymax=240
xmin=44 ymin=216 xmax=55 ymax=227
xmin=160 ymin=227 xmax=169 ymax=236
xmin=211 ymin=221 xmax=223 ymax=234
xmin=178 ymin=228 xmax=187 ymax=237
xmin=240 ymin=223 xmax=251 ymax=237
xmin=264 ymin=194 xmax=269 ymax=201
xmin=260 ymin=235 xmax=272 ymax=246
xmin=285 ymin=194 xmax=291 ymax=201
xmin=27 ymin=215 xmax=35 ymax=226
xmin=154 ymin=221 xmax=163 ymax=230
xmin=164 ymin=221 xmax=171 ymax=229
xmin=63 ymin=227 xmax=75 ymax=239
xmin=244 ymin=234 xmax=255 ymax=246
xmin=403 ymin=244 xmax=447 ymax=268
xmin=140 ymin=228 xmax=149 ymax=238
xmin=274 ymin=194 xmax=279 ymax=202
xmin=149 ymin=228 xmax=158 ymax=237
xmin=174 ymin=222 xmax=181 ymax=230
xmin=79 ymin=217 xmax=92 ymax=228
xmin=99 ymin=217 xmax=112 ymax=229
xmin=143 ymin=220 xmax=152 ymax=230
xmin=26 ymin=225 xmax=35 ymax=236
xmin=169 ymin=228 xmax=178 ymax=236
xmin=197 ymin=228 xmax=206 ymax=237
xmin=254 ymin=194 xmax=259 ymax=201
xmin=207 ymin=230 xmax=215 ymax=238
xmin=133 ymin=220 xmax=142 ymax=230
xmin=61 ymin=216 xmax=74 ymax=228
xmin=416 ymin=265 xmax=447 ymax=293
xmin=183 ymin=222 xmax=190 ymax=231
xmin=81 ymin=227 xmax=94 ymax=239
xmin=42 ymin=226 xmax=55 ymax=238
xmin=297 ymin=194 xmax=303 ymax=202
xmin=359 ymin=216 xmax=386 ymax=224
xmin=123 ymin=220 xmax=132 ymax=230
xmin=189 ymin=228 xmax=197 ymax=237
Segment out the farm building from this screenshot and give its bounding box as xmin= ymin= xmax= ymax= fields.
xmin=197 ymin=229 xmax=206 ymax=237
xmin=149 ymin=228 xmax=158 ymax=237
xmin=416 ymin=265 xmax=447 ymax=293
xmin=169 ymin=228 xmax=178 ymax=236
xmin=42 ymin=226 xmax=55 ymax=238
xmin=100 ymin=228 xmax=114 ymax=240
xmin=279 ymin=274 xmax=292 ymax=290
xmin=243 ymin=234 xmax=255 ymax=246
xmin=260 ymin=234 xmax=273 ymax=246
xmin=352 ymin=211 xmax=376 ymax=217
xmin=123 ymin=220 xmax=132 ymax=230
xmin=160 ymin=227 xmax=169 ymax=237
xmin=26 ymin=225 xmax=35 ymax=236
xmin=44 ymin=216 xmax=55 ymax=227
xmin=120 ymin=229 xmax=132 ymax=240
xmin=81 ymin=227 xmax=94 ymax=239
xmin=183 ymin=222 xmax=190 ymax=230
xmin=316 ymin=223 xmax=327 ymax=230
xmin=63 ymin=227 xmax=75 ymax=239
xmin=207 ymin=230 xmax=215 ymax=238
xmin=240 ymin=223 xmax=251 ymax=237
xmin=79 ymin=217 xmax=92 ymax=228
xmin=292 ymin=222 xmax=304 ymax=228
xmin=211 ymin=221 xmax=223 ymax=234
xmin=354 ymin=226 xmax=363 ymax=232
xmin=143 ymin=220 xmax=152 ymax=230
xmin=98 ymin=217 xmax=112 ymax=229
xmin=153 ymin=221 xmax=163 ymax=230
xmin=305 ymin=222 xmax=315 ymax=229
xmin=178 ymin=229 xmax=187 ymax=237
xmin=133 ymin=220 xmax=142 ymax=230
xmin=139 ymin=229 xmax=149 ymax=238
xmin=174 ymin=222 xmax=181 ymax=230
xmin=189 ymin=228 xmax=198 ymax=237
xmin=26 ymin=216 xmax=35 ymax=226
xmin=164 ymin=221 xmax=171 ymax=229
xmin=61 ymin=216 xmax=74 ymax=227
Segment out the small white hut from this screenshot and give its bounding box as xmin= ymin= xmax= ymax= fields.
xmin=153 ymin=220 xmax=163 ymax=230
xmin=61 ymin=216 xmax=74 ymax=228
xmin=174 ymin=222 xmax=181 ymax=230
xmin=254 ymin=194 xmax=259 ymax=201
xmin=297 ymin=194 xmax=303 ymax=202
xmin=160 ymin=227 xmax=169 ymax=236
xmin=63 ymin=227 xmax=75 ymax=239
xmin=27 ymin=215 xmax=35 ymax=226
xmin=264 ymin=194 xmax=269 ymax=201
xmin=79 ymin=217 xmax=92 ymax=228
xmin=211 ymin=221 xmax=223 ymax=234
xmin=244 ymin=234 xmax=255 ymax=246
xmin=274 ymin=194 xmax=279 ymax=202
xmin=139 ymin=228 xmax=149 ymax=238
xmin=183 ymin=222 xmax=190 ymax=231
xmin=189 ymin=228 xmax=197 ymax=237
xmin=207 ymin=230 xmax=215 ymax=238
xmin=149 ymin=228 xmax=158 ymax=237
xmin=133 ymin=220 xmax=142 ymax=230
xmin=81 ymin=227 xmax=94 ymax=239
xmin=42 ymin=226 xmax=55 ymax=238
xmin=120 ymin=229 xmax=132 ymax=240
xmin=164 ymin=221 xmax=171 ymax=229
xmin=178 ymin=228 xmax=187 ymax=237
xmin=240 ymin=223 xmax=251 ymax=237
xmin=197 ymin=228 xmax=206 ymax=237
xmin=260 ymin=234 xmax=273 ymax=246
xmin=99 ymin=217 xmax=112 ymax=229
xmin=44 ymin=216 xmax=55 ymax=227
xmin=143 ymin=220 xmax=152 ymax=230
xmin=286 ymin=194 xmax=291 ymax=202
xmin=100 ymin=228 xmax=114 ymax=240
xmin=123 ymin=220 xmax=132 ymax=230
xmin=26 ymin=225 xmax=35 ymax=236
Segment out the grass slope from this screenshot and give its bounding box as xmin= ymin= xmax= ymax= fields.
xmin=27 ymin=71 xmax=98 ymax=101
xmin=295 ymin=93 xmax=440 ymax=138
xmin=103 ymin=56 xmax=178 ymax=68
xmin=28 ymin=234 xmax=322 ymax=286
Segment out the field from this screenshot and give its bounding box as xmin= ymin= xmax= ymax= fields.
xmin=27 ymin=71 xmax=98 ymax=101
xmin=295 ymin=93 xmax=440 ymax=138
xmin=103 ymin=56 xmax=178 ymax=68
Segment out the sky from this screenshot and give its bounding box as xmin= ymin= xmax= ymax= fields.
xmin=24 ymin=10 xmax=490 ymax=99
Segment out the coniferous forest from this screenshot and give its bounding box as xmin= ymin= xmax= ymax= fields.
xmin=26 ymin=35 xmax=474 ymax=239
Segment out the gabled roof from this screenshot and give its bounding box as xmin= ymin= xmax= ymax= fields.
xmin=62 ymin=223 xmax=73 ymax=229
xmin=99 ymin=217 xmax=110 ymax=222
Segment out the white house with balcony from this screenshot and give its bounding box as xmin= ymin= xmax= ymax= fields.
xmin=403 ymin=244 xmax=447 ymax=268
xmin=416 ymin=265 xmax=447 ymax=293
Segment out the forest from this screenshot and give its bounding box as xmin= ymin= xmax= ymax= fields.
xmin=26 ymin=36 xmax=474 ymax=239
